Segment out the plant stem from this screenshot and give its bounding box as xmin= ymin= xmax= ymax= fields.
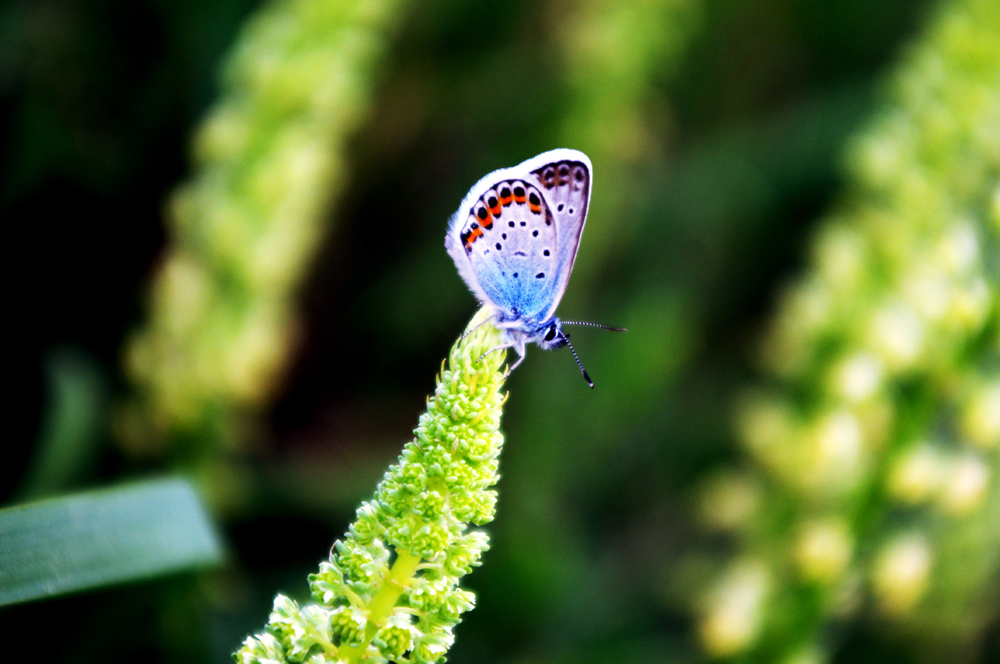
xmin=339 ymin=551 xmax=422 ymax=663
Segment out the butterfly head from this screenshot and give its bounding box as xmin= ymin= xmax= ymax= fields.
xmin=537 ymin=319 xmax=568 ymax=350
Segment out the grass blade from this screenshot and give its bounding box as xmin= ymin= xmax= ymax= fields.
xmin=0 ymin=477 xmax=224 ymax=606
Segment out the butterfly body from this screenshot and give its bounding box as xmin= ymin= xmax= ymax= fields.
xmin=445 ymin=149 xmax=593 ymax=373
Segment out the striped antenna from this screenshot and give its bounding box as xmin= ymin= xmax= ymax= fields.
xmin=560 ymin=333 xmax=594 ymax=388
xmin=561 ymin=321 xmax=627 ymax=332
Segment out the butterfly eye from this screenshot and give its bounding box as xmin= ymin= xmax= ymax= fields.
xmin=544 ymin=325 xmax=557 ymax=342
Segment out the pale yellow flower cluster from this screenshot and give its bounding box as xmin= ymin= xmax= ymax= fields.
xmin=697 ymin=0 xmax=999 ymax=658
xmin=119 ymin=0 xmax=408 ymax=457
xmin=236 ymin=313 xmax=508 ymax=664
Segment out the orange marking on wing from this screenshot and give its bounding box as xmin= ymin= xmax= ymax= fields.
xmin=513 ymin=193 xmax=526 ymax=203
xmin=529 ymin=202 xmax=542 ymax=214
xmin=481 ymin=214 xmax=493 ymax=229
xmin=499 ymin=193 xmax=513 ymax=207
xmin=464 ymin=226 xmax=484 ymax=250
xmin=489 ymin=202 xmax=502 ymax=216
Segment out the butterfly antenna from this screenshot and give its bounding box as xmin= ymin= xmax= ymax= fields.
xmin=561 ymin=321 xmax=627 ymax=333
xmin=560 ymin=333 xmax=594 ymax=389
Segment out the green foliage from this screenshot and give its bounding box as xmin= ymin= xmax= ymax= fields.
xmin=694 ymin=0 xmax=1000 ymax=660
xmin=118 ymin=0 xmax=414 ymax=463
xmin=235 ymin=312 xmax=507 ymax=664
xmin=17 ymin=349 xmax=107 ymax=500
xmin=0 ymin=478 xmax=223 ymax=606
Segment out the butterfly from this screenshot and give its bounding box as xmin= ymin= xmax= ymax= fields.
xmin=445 ymin=149 xmax=624 ymax=387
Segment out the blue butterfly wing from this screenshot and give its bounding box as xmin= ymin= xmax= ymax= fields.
xmin=446 ymin=150 xmax=591 ymax=328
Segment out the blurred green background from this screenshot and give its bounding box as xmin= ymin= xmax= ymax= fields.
xmin=2 ymin=0 xmax=998 ymax=662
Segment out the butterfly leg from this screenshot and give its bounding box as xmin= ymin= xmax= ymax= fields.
xmin=497 ymin=335 xmax=528 ymax=379
xmin=478 ymin=331 xmax=528 ymax=378
xmin=506 ymin=348 xmax=527 ymax=373
xmin=478 ymin=343 xmax=515 ymax=366
xmin=460 ymin=313 xmax=494 ymax=340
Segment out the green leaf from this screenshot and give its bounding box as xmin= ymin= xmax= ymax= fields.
xmin=0 ymin=477 xmax=224 ymax=606
xmin=18 ymin=347 xmax=107 ymax=500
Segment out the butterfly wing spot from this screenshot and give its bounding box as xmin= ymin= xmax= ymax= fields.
xmin=499 ymin=186 xmax=513 ymax=206
xmin=458 ymin=180 xmax=549 ymax=256
xmin=536 ymin=273 xmax=544 ymax=278
xmin=528 ymin=192 xmax=543 ymax=215
xmin=536 ymin=160 xmax=588 ymax=192
xmin=476 ymin=206 xmax=495 ymax=231
xmin=543 ymin=249 xmax=550 ymax=256
xmin=460 ymin=225 xmax=485 ymax=249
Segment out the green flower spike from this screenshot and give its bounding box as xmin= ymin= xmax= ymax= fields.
xmin=236 ymin=309 xmax=508 ymax=664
